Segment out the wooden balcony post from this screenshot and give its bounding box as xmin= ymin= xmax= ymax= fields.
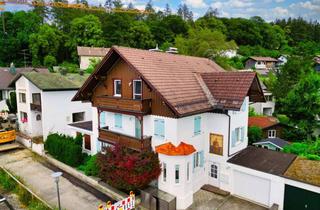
xmin=98 ymin=108 xmax=101 ymax=129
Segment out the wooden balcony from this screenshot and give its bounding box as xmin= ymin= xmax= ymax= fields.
xmin=30 ymin=103 xmax=41 ymax=112
xmin=94 ymin=96 xmax=151 ymax=114
xmin=99 ymin=127 xmax=152 ymax=152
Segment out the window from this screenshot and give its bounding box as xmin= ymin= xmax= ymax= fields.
xmin=72 ymin=112 xmax=85 ymax=122
xmin=175 ymin=165 xmax=180 ymax=184
xmin=114 ymin=80 xmax=121 ymax=96
xmin=194 ymin=116 xmax=201 ymax=135
xmin=36 ymin=114 xmax=41 ymax=121
xmin=187 ymin=162 xmax=190 ymax=181
xmin=276 ymin=148 xmax=280 ymax=151
xmin=20 ymin=112 xmax=28 ymax=123
xmin=209 ymin=164 xmax=218 ymax=178
xmin=193 ymin=151 xmax=204 ymax=171
xmin=133 ymin=80 xmax=142 ymax=100
xmin=268 ymin=130 xmax=276 ymax=138
xmin=32 ymin=93 xmax=41 ymax=105
xmin=19 ymin=92 xmax=26 ymax=103
xmin=231 ymin=127 xmax=245 ymax=147
xmin=265 ymin=95 xmax=273 ymax=102
xmin=240 ymin=99 xmax=246 ymax=112
xmin=114 ymin=113 xmax=122 ymax=128
xmin=163 ymin=163 xmax=167 ymax=182
xmin=84 ymin=134 xmax=91 ymax=151
xmin=154 ymin=119 xmax=165 ymax=139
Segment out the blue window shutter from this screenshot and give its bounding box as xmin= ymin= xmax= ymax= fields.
xmin=154 ymin=119 xmax=159 ymax=136
xmin=115 ymin=114 xmax=122 ymax=128
xmin=154 ymin=119 xmax=165 ymax=138
xmin=100 ymin=112 xmax=106 ymax=127
xmin=200 ymin=151 xmax=204 ymax=167
xmin=194 ymin=116 xmax=201 ymax=135
xmin=159 ymin=119 xmax=165 ymax=138
xmin=231 ymin=130 xmax=236 ymax=147
xmin=193 ymin=153 xmax=195 ymax=172
xmin=241 ymin=127 xmax=245 ymax=142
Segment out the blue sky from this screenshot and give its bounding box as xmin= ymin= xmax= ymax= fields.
xmin=2 ymin=0 xmax=320 ymax=21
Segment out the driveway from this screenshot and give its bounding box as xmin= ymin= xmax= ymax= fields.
xmin=0 ymin=149 xmax=107 ymax=210
xmin=187 ymin=190 xmax=267 ymax=210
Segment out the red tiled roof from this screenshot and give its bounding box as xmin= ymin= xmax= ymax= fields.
xmin=155 ymin=142 xmax=196 ymax=156
xmin=0 ymin=68 xmax=49 ymax=90
xmin=250 ymin=56 xmax=278 ymax=62
xmin=248 ymin=116 xmax=279 ymax=129
xmin=200 ymin=71 xmax=258 ymax=110
xmin=77 ymin=46 xmax=110 ymax=57
xmin=73 ymin=46 xmax=265 ymax=116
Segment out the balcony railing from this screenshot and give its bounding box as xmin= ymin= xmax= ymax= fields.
xmin=30 ymin=103 xmax=41 ymax=112
xmin=94 ymin=96 xmax=151 ymax=114
xmin=99 ymin=127 xmax=152 ymax=152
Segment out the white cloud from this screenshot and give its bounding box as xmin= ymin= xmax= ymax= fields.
xmin=183 ymin=0 xmax=207 ymax=8
xmin=272 ymin=6 xmax=290 ymax=17
xmin=299 ymin=1 xmax=320 ymax=12
xmin=229 ymin=0 xmax=254 ymax=8
xmin=211 ymin=1 xmax=223 ymax=9
xmin=275 ymin=0 xmax=285 ymax=3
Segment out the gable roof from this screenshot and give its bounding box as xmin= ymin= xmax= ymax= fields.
xmin=155 ymin=142 xmax=196 ymax=156
xmin=228 ymin=146 xmax=296 ymax=176
xmin=248 ymin=116 xmax=279 ymax=129
xmin=253 ymin=137 xmax=290 ymax=149
xmin=0 ymin=67 xmax=49 ymax=90
xmin=11 ymin=72 xmax=89 ymax=91
xmin=73 ymin=46 xmax=265 ymax=116
xmin=77 ymin=46 xmax=110 ymax=57
xmin=249 ymin=56 xmax=278 ymax=62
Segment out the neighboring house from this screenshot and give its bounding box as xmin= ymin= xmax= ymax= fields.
xmin=72 ymin=46 xmax=267 ymax=209
xmin=314 ymin=55 xmax=320 ymax=72
xmin=77 ymin=46 xmax=109 ymax=70
xmin=253 ymin=137 xmax=289 ymax=151
xmin=10 ymin=72 xmax=92 ymax=147
xmin=0 ymin=66 xmax=48 ymax=111
xmin=277 ymin=55 xmax=288 ymax=67
xmin=245 ymin=56 xmax=278 ymax=72
xmin=248 ymin=116 xmax=288 ymax=139
xmin=250 ymin=82 xmax=275 ymax=116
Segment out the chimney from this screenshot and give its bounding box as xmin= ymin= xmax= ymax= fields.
xmin=9 ymin=62 xmax=16 ymax=75
xmin=166 ymin=47 xmax=178 ymax=54
xmin=149 ymin=44 xmax=162 ymax=52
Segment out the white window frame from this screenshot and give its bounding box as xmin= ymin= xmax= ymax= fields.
xmin=114 ymin=79 xmax=121 ymax=97
xmin=19 ymin=92 xmax=26 ymax=103
xmin=187 ymin=162 xmax=190 ymax=181
xmin=175 ymin=164 xmax=180 ymax=184
xmin=163 ymin=162 xmax=167 ymax=182
xmin=268 ymin=130 xmax=276 ymax=138
xmin=133 ymin=80 xmax=142 ymax=100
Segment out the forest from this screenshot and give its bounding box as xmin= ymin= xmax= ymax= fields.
xmin=0 ymin=1 xmax=320 ymax=70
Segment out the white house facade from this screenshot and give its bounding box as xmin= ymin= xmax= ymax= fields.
xmin=77 ymin=46 xmax=109 ymax=69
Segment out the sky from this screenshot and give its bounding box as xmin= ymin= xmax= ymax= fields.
xmin=2 ymin=0 xmax=320 ymax=22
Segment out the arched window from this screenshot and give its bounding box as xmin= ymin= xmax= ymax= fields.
xmin=36 ymin=114 xmax=41 ymax=121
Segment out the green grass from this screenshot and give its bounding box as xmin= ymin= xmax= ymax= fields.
xmin=0 ymin=168 xmax=51 ymax=210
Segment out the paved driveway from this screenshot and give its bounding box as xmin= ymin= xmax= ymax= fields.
xmin=0 ymin=149 xmax=105 ymax=210
xmin=187 ymin=190 xmax=267 ymax=210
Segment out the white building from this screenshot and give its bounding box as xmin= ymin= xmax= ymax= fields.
xmin=11 ymin=72 xmax=92 ymax=143
xmin=77 ymin=46 xmax=109 ymax=70
xmin=250 ymin=82 xmax=275 ymax=116
xmin=72 ymin=46 xmax=319 ymax=210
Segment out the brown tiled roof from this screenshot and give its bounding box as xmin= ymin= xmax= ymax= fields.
xmin=228 ymin=146 xmax=296 ymax=176
xmin=248 ymin=116 xmax=279 ymax=129
xmin=200 ymin=72 xmax=260 ymax=110
xmin=73 ymin=46 xmax=265 ymax=116
xmin=77 ymin=46 xmax=109 ymax=57
xmin=0 ymin=67 xmax=49 ymax=90
xmin=250 ymin=56 xmax=278 ymax=62
xmin=284 ymin=157 xmax=320 ymax=187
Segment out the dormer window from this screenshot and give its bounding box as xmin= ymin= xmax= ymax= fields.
xmin=114 ymin=79 xmax=121 ymax=97
xmin=133 ymin=80 xmax=142 ymax=100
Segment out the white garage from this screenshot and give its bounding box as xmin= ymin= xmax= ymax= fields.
xmin=233 ymin=170 xmax=271 ymax=206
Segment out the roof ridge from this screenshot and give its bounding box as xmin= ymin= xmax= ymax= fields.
xmin=194 ymin=73 xmax=217 ymax=107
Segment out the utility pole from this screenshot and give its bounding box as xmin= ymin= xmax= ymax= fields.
xmin=19 ymin=49 xmax=31 ymax=68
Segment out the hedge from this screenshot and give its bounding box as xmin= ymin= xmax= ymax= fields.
xmin=45 ymin=133 xmax=86 ymax=167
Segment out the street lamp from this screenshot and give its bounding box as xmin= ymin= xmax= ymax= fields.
xmin=51 ymin=172 xmax=63 ymax=210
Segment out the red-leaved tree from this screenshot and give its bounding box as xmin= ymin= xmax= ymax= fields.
xmin=97 ymin=144 xmax=161 ymax=192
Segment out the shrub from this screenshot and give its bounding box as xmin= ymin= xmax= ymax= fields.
xmin=283 ymin=139 xmax=320 ymax=160
xmin=17 ymin=186 xmax=32 ymax=206
xmin=45 ymin=133 xmax=85 ymax=167
xmin=248 ymin=126 xmax=263 ymax=144
xmin=60 ymin=61 xmax=79 ymax=73
xmin=97 ymin=144 xmax=161 ymax=192
xmin=43 ymin=55 xmax=57 ymax=72
xmin=0 ymin=170 xmax=16 ymax=191
xmin=78 ymin=154 xmax=99 ymax=176
xmin=6 ymin=92 xmax=17 ymax=114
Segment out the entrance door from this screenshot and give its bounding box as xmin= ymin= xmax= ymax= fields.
xmin=135 ymin=117 xmax=141 ymax=139
xmin=284 ymin=185 xmax=320 ymax=210
xmin=208 ymin=162 xmax=219 ymax=187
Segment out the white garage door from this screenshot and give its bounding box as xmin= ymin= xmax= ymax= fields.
xmin=234 ymin=170 xmax=271 ymax=206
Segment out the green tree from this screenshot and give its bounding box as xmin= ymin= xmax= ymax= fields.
xmin=175 ymin=28 xmax=237 ymax=58
xmin=29 ymin=24 xmax=64 ymax=66
xmin=6 ymin=92 xmax=17 ymax=114
xmin=248 ymin=126 xmax=263 ymax=145
xmin=43 ymin=55 xmax=57 ymax=71
xmin=195 ymin=16 xmax=227 ymax=33
xmin=280 ymin=72 xmax=320 ymax=135
xmin=126 ymin=21 xmax=155 ymax=49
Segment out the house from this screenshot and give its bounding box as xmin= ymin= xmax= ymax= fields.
xmin=277 ymin=55 xmax=288 ymax=67
xmin=77 ymin=46 xmax=109 ymax=70
xmin=314 ymin=55 xmax=320 ymax=72
xmin=248 ymin=116 xmax=288 ymax=139
xmin=245 ymin=56 xmax=278 ymax=71
xmin=253 ymin=137 xmax=289 ymax=151
xmin=10 ymin=72 xmax=92 ymax=147
xmin=250 ymin=82 xmax=275 ymax=116
xmin=0 ymin=65 xmax=48 ymax=111
xmin=72 ymin=46 xmax=267 ymax=209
